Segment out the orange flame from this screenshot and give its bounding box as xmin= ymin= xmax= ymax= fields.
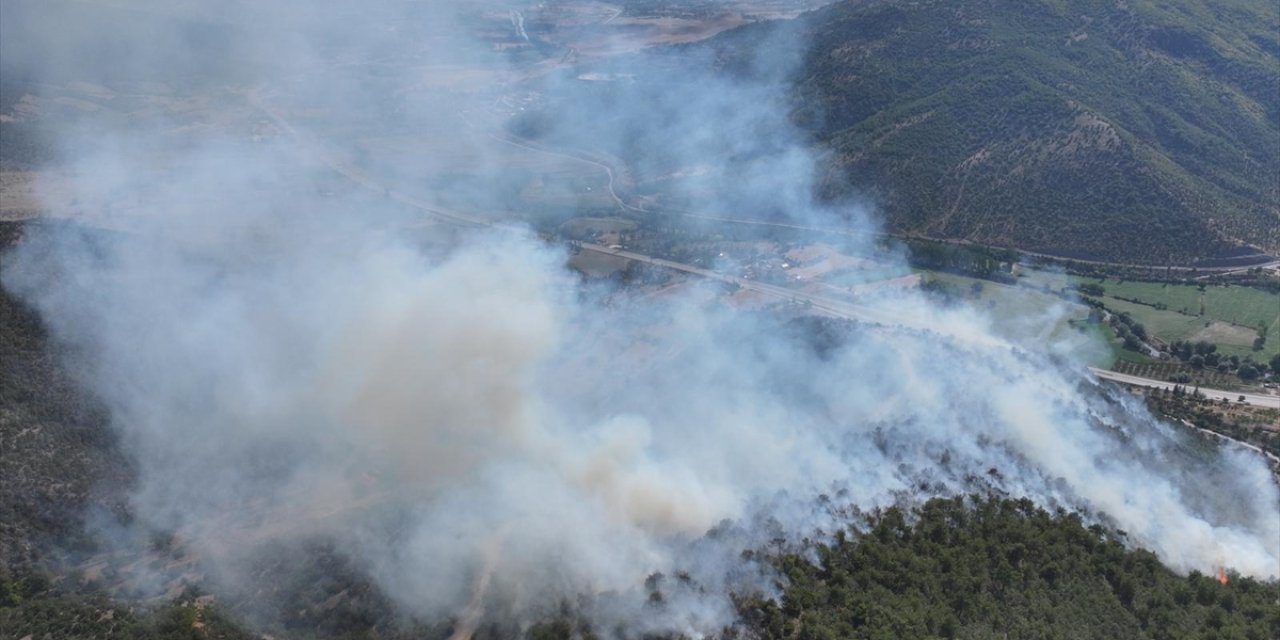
xmin=1218 ymin=568 xmax=1228 ymax=586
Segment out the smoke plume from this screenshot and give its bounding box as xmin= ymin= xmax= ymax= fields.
xmin=2 ymin=0 xmax=1277 ymax=635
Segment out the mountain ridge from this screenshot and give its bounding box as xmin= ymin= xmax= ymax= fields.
xmin=785 ymin=0 xmax=1279 ymax=264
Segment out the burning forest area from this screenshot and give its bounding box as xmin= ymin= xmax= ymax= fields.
xmin=1 ymin=1 xmax=1277 ymax=639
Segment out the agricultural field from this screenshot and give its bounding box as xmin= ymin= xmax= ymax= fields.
xmin=1082 ymin=279 xmax=1279 ymax=359
xmin=928 ymin=268 xmax=1278 ymax=371
xmin=1090 ymin=296 xmax=1209 ymax=344
xmin=915 ymin=270 xmax=1106 ymax=361
xmin=1021 ymin=269 xmax=1280 ymax=360
xmin=1111 ymin=360 xmax=1246 ymax=391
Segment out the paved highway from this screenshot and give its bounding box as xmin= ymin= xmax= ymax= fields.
xmin=1089 ymin=368 xmax=1280 ymax=408
xmin=586 ymin=241 xmax=1280 ymax=408
xmin=575 ymin=241 xmax=937 ymax=331
xmin=247 ymin=90 xmax=1280 ymax=410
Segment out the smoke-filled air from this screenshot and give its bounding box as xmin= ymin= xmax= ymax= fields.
xmin=2 ymin=0 xmax=1277 ymax=636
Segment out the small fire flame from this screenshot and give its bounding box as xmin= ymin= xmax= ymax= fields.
xmin=1218 ymin=568 xmax=1229 ymax=586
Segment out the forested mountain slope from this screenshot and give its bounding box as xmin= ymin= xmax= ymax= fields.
xmin=793 ymin=0 xmax=1279 ymax=264
xmin=743 ymin=496 xmax=1280 ymax=640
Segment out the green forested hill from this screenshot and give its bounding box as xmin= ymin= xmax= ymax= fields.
xmin=741 ymin=496 xmax=1280 ymax=640
xmin=794 ymin=0 xmax=1280 ymax=264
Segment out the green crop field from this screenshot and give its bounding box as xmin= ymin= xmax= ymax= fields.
xmin=941 ymin=268 xmax=1280 ymax=368
xmin=1077 ymin=278 xmax=1279 ymax=359
xmin=921 ymin=271 xmax=1087 ymax=322
xmin=916 ymin=271 xmax=1106 ymax=361
xmin=1087 ymin=279 xmax=1202 ymax=315
xmin=1090 ymin=296 xmax=1206 ymax=340
xmin=1019 ymin=269 xmax=1280 ymax=360
xmin=1202 ymin=286 xmax=1280 ymax=334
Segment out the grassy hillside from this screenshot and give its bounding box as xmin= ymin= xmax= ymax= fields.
xmin=794 ymin=0 xmax=1280 ymax=265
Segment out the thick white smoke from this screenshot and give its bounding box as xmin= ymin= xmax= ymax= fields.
xmin=2 ymin=0 xmax=1277 ymax=635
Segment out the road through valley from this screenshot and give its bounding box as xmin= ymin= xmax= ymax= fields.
xmin=247 ymin=89 xmax=1280 ymax=410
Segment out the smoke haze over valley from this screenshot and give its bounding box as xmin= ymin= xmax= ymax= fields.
xmin=1 ymin=1 xmax=1278 ymax=638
